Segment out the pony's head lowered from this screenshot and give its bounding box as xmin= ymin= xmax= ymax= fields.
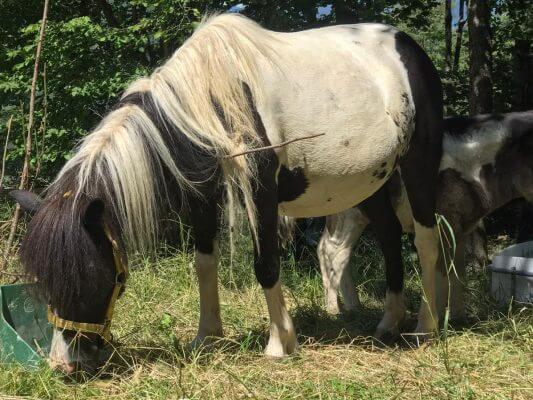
xmin=12 ymin=184 xmax=120 ymax=374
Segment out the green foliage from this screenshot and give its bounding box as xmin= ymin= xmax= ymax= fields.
xmin=0 ymin=0 xmax=531 ymax=187
xmin=0 ymin=0 xmax=199 ymax=186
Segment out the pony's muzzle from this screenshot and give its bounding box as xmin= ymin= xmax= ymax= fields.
xmin=48 ymin=358 xmax=76 ymax=375
xmin=49 ymin=329 xmax=110 ymax=375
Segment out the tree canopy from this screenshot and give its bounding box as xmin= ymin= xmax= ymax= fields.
xmin=0 ymin=0 xmax=531 ymax=186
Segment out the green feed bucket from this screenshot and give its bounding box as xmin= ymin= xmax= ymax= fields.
xmin=0 ymin=283 xmax=52 ymax=368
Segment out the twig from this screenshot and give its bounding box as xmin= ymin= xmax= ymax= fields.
xmin=0 ymin=0 xmax=49 ymax=272
xmin=223 ymin=132 xmax=325 ymax=159
xmin=0 ymin=115 xmax=13 ymax=190
xmin=32 ymin=63 xmax=48 ymax=187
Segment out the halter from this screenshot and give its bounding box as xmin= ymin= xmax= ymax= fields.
xmin=47 ymin=224 xmax=129 ymax=342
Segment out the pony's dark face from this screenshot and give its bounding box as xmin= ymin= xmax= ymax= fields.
xmin=11 ymin=190 xmax=117 ymax=375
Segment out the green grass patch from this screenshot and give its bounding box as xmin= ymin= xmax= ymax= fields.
xmin=1 ymin=233 xmax=531 ymax=399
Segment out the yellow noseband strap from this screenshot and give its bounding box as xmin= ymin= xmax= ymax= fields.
xmin=47 ymin=224 xmax=129 ymax=342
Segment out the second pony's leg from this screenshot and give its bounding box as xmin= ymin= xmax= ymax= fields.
xmin=318 ymin=208 xmax=368 ymax=314
xmin=359 ymin=186 xmax=406 ymax=341
xmin=189 ymin=197 xmax=223 ymax=348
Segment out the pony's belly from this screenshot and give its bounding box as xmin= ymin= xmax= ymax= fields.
xmin=278 ymin=173 xmax=386 ymax=218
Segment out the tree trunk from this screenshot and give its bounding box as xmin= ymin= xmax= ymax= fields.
xmin=96 ymin=0 xmax=119 ymax=27
xmin=453 ymin=0 xmax=467 ymax=74
xmin=445 ymin=0 xmax=452 ymax=72
xmin=512 ymin=39 xmax=532 ymax=111
xmin=468 ymin=0 xmax=493 ymax=114
xmin=466 ymin=0 xmax=492 ymax=270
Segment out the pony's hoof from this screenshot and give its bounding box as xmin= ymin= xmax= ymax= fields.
xmin=187 ymin=331 xmax=223 ymax=352
xmin=264 ymin=332 xmax=298 ymax=358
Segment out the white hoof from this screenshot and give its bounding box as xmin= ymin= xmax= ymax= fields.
xmin=264 ymin=328 xmax=297 ymax=358
xmin=374 ymin=291 xmax=406 ymax=341
xmin=415 ymin=300 xmax=438 ymax=334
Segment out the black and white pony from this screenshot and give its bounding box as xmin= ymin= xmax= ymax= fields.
xmin=317 ymin=111 xmax=533 ymax=341
xmin=11 ymin=14 xmax=443 ymax=373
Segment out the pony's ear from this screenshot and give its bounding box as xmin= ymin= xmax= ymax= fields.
xmin=83 ymin=199 xmax=105 ymax=227
xmin=9 ymin=190 xmax=43 ymax=216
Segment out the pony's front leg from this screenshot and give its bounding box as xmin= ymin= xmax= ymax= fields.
xmin=254 ymin=214 xmax=297 ymax=357
xmin=190 ymin=243 xmax=223 ymax=347
xmin=253 ymin=170 xmax=297 ymax=358
xmin=189 ymin=200 xmax=223 ymax=348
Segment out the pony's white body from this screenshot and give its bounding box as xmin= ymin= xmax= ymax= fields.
xmin=257 ymin=24 xmax=415 ymax=217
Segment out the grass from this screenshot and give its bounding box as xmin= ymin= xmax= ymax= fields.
xmin=1 ymin=230 xmax=532 ymax=399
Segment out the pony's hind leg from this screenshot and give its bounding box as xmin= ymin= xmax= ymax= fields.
xmin=359 ymin=186 xmax=406 ymax=343
xmin=401 ymin=148 xmax=442 ymax=342
xmin=189 ymin=199 xmax=223 ymax=349
xmin=395 ymin=29 xmax=444 ymax=343
xmin=318 ymin=209 xmax=368 ymax=314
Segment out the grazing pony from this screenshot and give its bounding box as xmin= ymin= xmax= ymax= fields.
xmin=11 ymin=14 xmax=443 ymax=373
xmin=318 ymin=111 xmax=533 ymax=340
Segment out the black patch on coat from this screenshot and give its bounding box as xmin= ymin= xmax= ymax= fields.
xmin=236 ymin=83 xmax=283 ymax=289
xmin=277 ymin=165 xmax=309 ymax=203
xmin=393 ymin=30 xmax=443 ymax=228
xmin=377 ymin=170 xmax=387 ymax=179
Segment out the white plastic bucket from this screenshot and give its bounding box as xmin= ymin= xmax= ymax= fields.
xmin=489 ymin=241 xmax=533 ymax=304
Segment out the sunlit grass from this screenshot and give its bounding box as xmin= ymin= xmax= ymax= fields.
xmin=1 ymin=231 xmax=531 ymax=399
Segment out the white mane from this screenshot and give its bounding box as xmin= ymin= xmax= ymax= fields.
xmin=54 ymin=14 xmax=283 ymax=251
